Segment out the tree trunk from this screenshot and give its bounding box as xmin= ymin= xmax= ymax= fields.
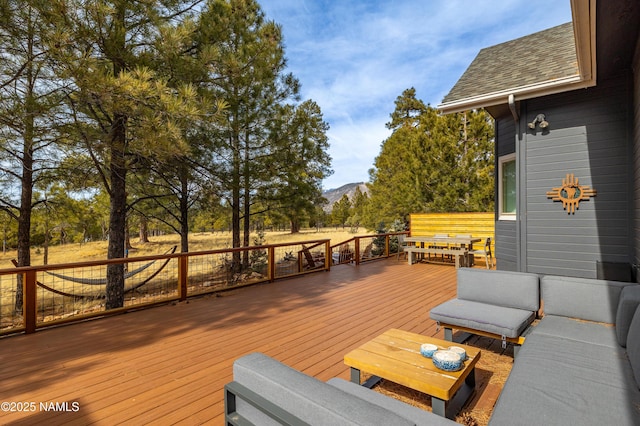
xmin=101 ymin=219 xmax=108 ymax=241
xmin=231 ymin=131 xmax=242 ymax=273
xmin=242 ymin=141 xmax=250 ymax=269
xmin=105 ymin=4 xmax=127 ymax=309
xmin=125 ymin=224 xmax=133 ymax=250
xmin=179 ymin=170 xmax=189 ymax=253
xmin=43 ymin=217 xmax=50 ymax=265
xmin=290 ymin=217 xmax=300 ymax=234
xmin=14 ymin=26 xmax=36 ymax=311
xmin=138 ymin=216 xmax=149 ymax=243
xmin=15 ymin=145 xmax=33 ymax=312
xmin=105 ymin=113 xmax=127 ymax=309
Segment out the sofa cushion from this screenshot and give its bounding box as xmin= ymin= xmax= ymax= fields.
xmin=489 ymin=332 xmax=640 ymax=426
xmin=232 ymin=352 xmax=415 ymax=426
xmin=430 ymin=299 xmax=535 ymax=338
xmin=456 ymin=269 xmax=539 ymax=311
xmin=541 ymin=275 xmax=633 ymax=323
xmin=627 ymin=306 xmax=640 ymax=389
xmin=532 ymin=315 xmax=619 ymax=349
xmin=327 ymin=378 xmax=457 ymax=426
xmin=616 ymin=285 xmax=640 ymax=347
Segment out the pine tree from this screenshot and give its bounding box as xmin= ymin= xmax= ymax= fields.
xmin=367 ymin=88 xmax=494 ymax=227
xmin=266 ymin=100 xmax=332 ymax=233
xmin=0 ymin=1 xmax=64 ymax=310
xmin=194 ymin=0 xmax=300 ymax=269
xmin=41 ymin=0 xmax=204 ymax=308
xmin=331 ymin=195 xmax=352 ymax=229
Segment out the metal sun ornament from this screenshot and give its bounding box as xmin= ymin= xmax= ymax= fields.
xmin=546 ymin=174 xmax=597 ymax=214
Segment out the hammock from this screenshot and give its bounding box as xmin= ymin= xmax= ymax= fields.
xmin=12 ymin=245 xmax=178 ymax=299
xmin=44 ymin=245 xmax=177 ymax=285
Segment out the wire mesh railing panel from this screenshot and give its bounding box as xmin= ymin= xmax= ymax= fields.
xmin=273 ymin=245 xmax=299 ymax=278
xmin=187 ymin=248 xmax=270 ymax=296
xmin=188 ymin=252 xmax=233 ymax=295
xmin=357 ymin=236 xmax=382 ymax=262
xmin=246 ymin=246 xmax=269 ymax=280
xmin=0 ymin=274 xmax=22 ymax=333
xmin=123 ymin=257 xmax=178 ymax=306
xmin=330 ymin=240 xmax=355 ymax=265
xmin=389 ymin=235 xmax=401 ymax=255
xmin=32 ymin=257 xmax=180 ymax=324
xmin=36 ymin=264 xmax=108 ymax=324
xmin=298 ymin=243 xmax=327 ymax=272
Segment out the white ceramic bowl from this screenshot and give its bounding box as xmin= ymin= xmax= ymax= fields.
xmin=448 ymin=346 xmax=467 ymax=361
xmin=420 ymin=343 xmax=438 ymax=358
xmin=432 ymin=350 xmax=463 ymax=371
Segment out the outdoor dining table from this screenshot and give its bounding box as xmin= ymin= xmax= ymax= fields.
xmin=405 ymin=236 xmax=482 ymax=265
xmin=405 ymin=236 xmax=481 ymax=248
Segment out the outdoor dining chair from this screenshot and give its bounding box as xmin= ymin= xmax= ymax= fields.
xmin=469 ymin=237 xmax=493 ymax=269
xmin=455 ymin=234 xmax=472 ymax=264
xmin=429 ymin=234 xmax=449 ymax=261
xmin=395 ymin=234 xmax=409 ymax=260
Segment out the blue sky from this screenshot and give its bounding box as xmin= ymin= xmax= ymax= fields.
xmin=258 ymin=0 xmax=573 ymax=190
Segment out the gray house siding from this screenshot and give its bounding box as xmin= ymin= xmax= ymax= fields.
xmin=495 ymin=75 xmax=633 ymax=278
xmin=495 ymin=115 xmax=517 ymax=271
xmin=634 ymin=40 xmax=640 ymax=276
xmin=495 ymin=221 xmax=517 ymax=271
xmin=523 ymin=76 xmax=632 ymax=279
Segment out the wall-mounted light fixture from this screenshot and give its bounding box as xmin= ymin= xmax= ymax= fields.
xmin=528 ymin=113 xmax=549 ymax=130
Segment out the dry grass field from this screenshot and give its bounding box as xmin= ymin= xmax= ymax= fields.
xmin=0 ymin=227 xmax=359 ymax=270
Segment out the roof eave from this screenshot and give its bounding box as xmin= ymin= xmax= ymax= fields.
xmin=438 ymin=75 xmax=594 ymax=114
xmin=571 ymin=0 xmax=597 ymax=83
xmin=438 ymin=0 xmax=597 ymax=115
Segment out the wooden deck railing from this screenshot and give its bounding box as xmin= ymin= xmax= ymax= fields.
xmin=0 ymin=239 xmax=335 ymax=336
xmin=0 ymin=233 xmax=412 ymax=337
xmin=329 ymin=231 xmax=409 ymax=265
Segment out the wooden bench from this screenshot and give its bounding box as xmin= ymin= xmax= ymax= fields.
xmin=405 ymin=247 xmax=468 ymax=268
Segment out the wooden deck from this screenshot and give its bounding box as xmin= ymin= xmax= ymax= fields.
xmin=0 ymin=258 xmax=508 ymax=425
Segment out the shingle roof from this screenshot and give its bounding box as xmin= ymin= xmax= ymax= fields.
xmin=441 ymin=22 xmax=578 ymax=105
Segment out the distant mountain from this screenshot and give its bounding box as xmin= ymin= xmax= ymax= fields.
xmin=322 ymin=182 xmax=368 ymax=212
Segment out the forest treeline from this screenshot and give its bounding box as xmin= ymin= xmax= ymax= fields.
xmin=0 ymin=1 xmax=494 ymax=309
xmin=0 ymin=0 xmax=333 ymax=308
xmin=330 ymin=89 xmax=495 ymax=232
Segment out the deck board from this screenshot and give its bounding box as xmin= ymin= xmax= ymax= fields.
xmin=0 ymin=259 xmax=502 ymax=425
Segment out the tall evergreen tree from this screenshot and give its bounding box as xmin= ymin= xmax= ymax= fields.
xmin=331 ymin=194 xmax=352 ymax=229
xmin=367 ymin=88 xmax=494 ymax=227
xmin=0 ymin=1 xmax=63 ymax=310
xmin=41 ymin=0 xmax=204 ymax=308
xmin=195 ymin=0 xmax=325 ymax=266
xmin=266 ymin=100 xmax=331 ymax=233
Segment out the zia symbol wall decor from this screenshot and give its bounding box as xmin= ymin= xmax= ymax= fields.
xmin=546 ymin=173 xmax=597 ymax=214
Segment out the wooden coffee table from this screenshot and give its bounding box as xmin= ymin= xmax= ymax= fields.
xmin=344 ymin=328 xmax=481 ymax=418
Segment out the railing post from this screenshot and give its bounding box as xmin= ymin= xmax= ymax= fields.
xmin=385 ymin=234 xmax=390 ymax=258
xmin=325 ymin=240 xmax=330 ymax=270
xmin=178 ymin=255 xmax=188 ymax=301
xmin=268 ymin=246 xmax=276 ymax=282
xmin=354 ymin=237 xmax=360 ymax=266
xmin=24 ymin=270 xmax=36 ymax=334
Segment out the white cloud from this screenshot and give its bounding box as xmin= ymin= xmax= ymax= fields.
xmin=259 ymin=0 xmax=573 ymax=189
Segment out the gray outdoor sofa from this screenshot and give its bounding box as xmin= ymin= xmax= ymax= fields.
xmin=224 ymin=271 xmax=640 ymax=425
xmin=224 ymin=351 xmax=456 ymax=425
xmin=488 ymin=275 xmax=640 ymax=425
xmin=429 ymin=268 xmax=540 ymax=356
xmin=430 ymin=268 xmax=640 ymax=425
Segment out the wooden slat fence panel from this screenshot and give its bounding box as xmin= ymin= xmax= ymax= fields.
xmin=409 ymin=212 xmax=495 ymax=253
